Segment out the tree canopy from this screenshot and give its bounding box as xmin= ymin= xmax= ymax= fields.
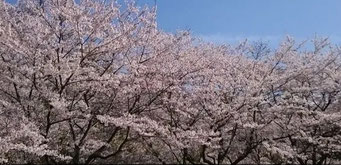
xmin=0 ymin=0 xmax=341 ymax=164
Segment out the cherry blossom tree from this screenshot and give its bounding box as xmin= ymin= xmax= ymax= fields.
xmin=1 ymin=0 xmax=341 ymax=164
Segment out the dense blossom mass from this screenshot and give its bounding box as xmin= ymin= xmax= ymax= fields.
xmin=0 ymin=0 xmax=341 ymax=164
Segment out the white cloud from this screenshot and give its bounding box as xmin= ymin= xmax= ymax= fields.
xmin=197 ymin=33 xmax=282 ymax=45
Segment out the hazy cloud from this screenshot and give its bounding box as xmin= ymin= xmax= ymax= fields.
xmin=198 ymin=33 xmax=281 ymax=45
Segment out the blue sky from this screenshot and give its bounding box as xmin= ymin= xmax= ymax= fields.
xmin=137 ymin=0 xmax=341 ymax=47
xmin=6 ymin=0 xmax=341 ymax=47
